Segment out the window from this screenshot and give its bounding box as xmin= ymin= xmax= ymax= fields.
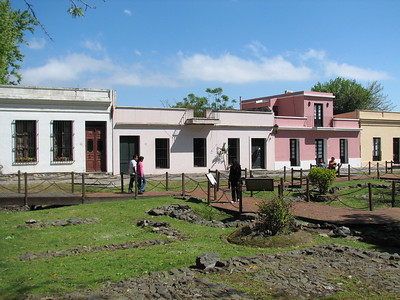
xmin=228 ymin=138 xmax=240 ymax=164
xmin=373 ymin=137 xmax=381 ymax=161
xmin=193 ymin=138 xmax=206 ymax=167
xmin=314 ymin=103 xmax=323 ymax=127
xmin=53 ymin=121 xmax=73 ymax=162
xmin=15 ymin=120 xmax=37 ymax=163
xmin=290 ymin=139 xmax=300 ymax=166
xmin=393 ymin=138 xmax=400 ymax=163
xmin=251 ymin=138 xmax=265 ymax=169
xmin=315 ymin=139 xmax=324 ymax=163
xmin=340 ymin=139 xmax=348 ymax=164
xmin=155 ymin=138 xmax=170 ymax=168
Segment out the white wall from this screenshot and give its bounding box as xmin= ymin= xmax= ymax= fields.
xmin=113 ymin=107 xmax=275 ymax=175
xmin=0 ymin=86 xmax=114 ymax=174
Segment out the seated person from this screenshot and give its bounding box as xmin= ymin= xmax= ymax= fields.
xmin=328 ymin=157 xmax=337 ymax=170
xmin=317 ymin=158 xmax=326 ymax=168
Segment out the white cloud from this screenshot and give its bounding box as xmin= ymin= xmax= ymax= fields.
xmin=299 ymin=48 xmax=390 ymax=81
xmin=124 ymin=9 xmax=132 ymax=16
xmin=301 ymin=49 xmax=326 ymax=61
xmin=179 ymin=53 xmax=313 ymax=83
xmin=82 ymin=40 xmax=104 ymax=52
xmin=21 ymin=53 xmax=115 ymax=86
xmin=324 ymin=61 xmax=390 ymax=81
xmin=245 ymin=41 xmax=268 ymax=58
xmin=21 ymin=53 xmax=177 ymax=88
xmin=28 ymin=37 xmax=46 ymax=50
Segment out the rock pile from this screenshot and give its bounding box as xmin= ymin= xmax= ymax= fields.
xmin=17 ymin=217 xmax=101 ymax=228
xmin=147 ymin=203 xmax=252 ymax=228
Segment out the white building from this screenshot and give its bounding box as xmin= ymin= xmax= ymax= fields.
xmin=113 ymin=106 xmax=275 ymax=175
xmin=0 ymin=85 xmax=115 ymax=174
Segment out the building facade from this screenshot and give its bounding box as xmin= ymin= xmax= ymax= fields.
xmin=0 ymin=85 xmax=115 ymax=174
xmin=112 ymin=107 xmax=275 ymax=175
xmin=335 ymin=110 xmax=400 ymax=166
xmin=241 ymin=91 xmax=362 ymax=170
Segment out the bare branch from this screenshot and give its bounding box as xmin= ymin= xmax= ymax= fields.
xmin=23 ymin=0 xmax=53 ymax=41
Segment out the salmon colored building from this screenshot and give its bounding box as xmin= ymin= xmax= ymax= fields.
xmin=241 ymin=91 xmax=362 ymax=170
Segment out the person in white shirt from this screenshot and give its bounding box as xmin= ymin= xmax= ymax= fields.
xmin=128 ymin=155 xmax=138 ymax=193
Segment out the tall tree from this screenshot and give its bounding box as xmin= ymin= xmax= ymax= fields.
xmin=173 ymin=88 xmax=236 ymax=116
xmin=0 ymin=0 xmax=36 ymax=84
xmin=311 ymin=77 xmax=393 ymax=115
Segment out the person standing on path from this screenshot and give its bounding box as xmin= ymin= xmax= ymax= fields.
xmin=228 ymin=158 xmax=242 ymax=203
xmin=128 ymin=155 xmax=138 ymax=193
xmin=137 ymin=156 xmax=146 ymax=194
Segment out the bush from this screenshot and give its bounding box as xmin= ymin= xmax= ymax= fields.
xmin=308 ymin=167 xmax=336 ymax=194
xmin=256 ymin=197 xmax=294 ymax=236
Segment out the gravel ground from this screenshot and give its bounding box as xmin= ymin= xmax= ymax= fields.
xmin=24 ymin=244 xmax=400 ymax=300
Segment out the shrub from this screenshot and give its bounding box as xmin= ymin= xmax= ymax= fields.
xmin=256 ymin=197 xmax=294 ymax=236
xmin=308 ymin=167 xmax=336 ymax=194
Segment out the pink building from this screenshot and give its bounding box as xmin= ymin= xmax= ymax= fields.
xmin=241 ymin=91 xmax=361 ymax=170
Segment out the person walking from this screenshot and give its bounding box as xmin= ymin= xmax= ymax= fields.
xmin=137 ymin=156 xmax=146 ymax=194
xmin=128 ymin=155 xmax=138 ymax=193
xmin=228 ymin=158 xmax=242 ymax=203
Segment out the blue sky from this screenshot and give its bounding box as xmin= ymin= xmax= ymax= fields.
xmin=11 ymin=0 xmax=400 ymax=109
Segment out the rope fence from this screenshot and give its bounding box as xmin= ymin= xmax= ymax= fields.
xmin=0 ymin=162 xmax=399 ymax=210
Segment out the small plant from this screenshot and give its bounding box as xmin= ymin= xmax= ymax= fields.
xmin=308 ymin=167 xmax=336 ymax=195
xmin=256 ymin=197 xmax=294 ymax=236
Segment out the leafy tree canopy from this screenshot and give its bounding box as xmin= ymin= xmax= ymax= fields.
xmin=311 ymin=77 xmax=394 ymax=115
xmin=0 ymin=0 xmax=36 ymax=84
xmin=173 ymin=88 xmax=237 ymax=116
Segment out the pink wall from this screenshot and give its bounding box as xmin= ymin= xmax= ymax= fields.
xmin=275 ymin=130 xmax=360 ymax=163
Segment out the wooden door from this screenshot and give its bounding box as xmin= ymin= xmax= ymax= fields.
xmin=86 ymin=122 xmax=106 ymax=172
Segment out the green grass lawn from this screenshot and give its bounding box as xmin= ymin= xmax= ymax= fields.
xmin=0 ymin=196 xmax=394 ymax=299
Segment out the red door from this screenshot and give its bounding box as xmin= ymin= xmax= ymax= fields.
xmin=86 ymin=122 xmax=106 ymax=172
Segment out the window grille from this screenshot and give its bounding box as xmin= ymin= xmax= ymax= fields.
xmin=52 ymin=121 xmax=73 ymax=162
xmin=15 ymin=120 xmax=37 ymax=163
xmin=155 ymin=138 xmax=170 ymax=168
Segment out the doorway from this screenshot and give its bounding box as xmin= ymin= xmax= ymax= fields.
xmin=251 ymin=138 xmax=265 ymax=169
xmin=119 ymin=136 xmax=140 ymax=174
xmin=86 ymin=122 xmax=106 ymax=172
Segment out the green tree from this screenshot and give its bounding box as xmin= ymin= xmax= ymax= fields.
xmin=0 ymin=0 xmax=36 ymax=84
xmin=311 ymin=77 xmax=393 ymax=114
xmin=173 ymin=87 xmax=236 ymax=117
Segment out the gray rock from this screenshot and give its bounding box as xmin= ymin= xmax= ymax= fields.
xmin=333 ymin=226 xmax=352 ymax=237
xmin=196 ymin=253 xmax=220 ymax=269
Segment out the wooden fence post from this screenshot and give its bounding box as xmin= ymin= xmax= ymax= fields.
xmin=291 ymin=168 xmax=294 ymax=187
xmin=368 ymin=161 xmax=371 ymax=175
xmin=377 ymin=162 xmax=380 ymax=179
xmin=306 ymin=178 xmax=310 ymax=202
xmin=81 ymin=173 xmax=86 ymax=203
xmin=166 ymin=172 xmax=169 ymax=191
xmin=279 ymin=177 xmax=284 ymax=199
xmin=207 ymin=180 xmax=211 ymax=204
xmin=181 ymin=173 xmax=185 ymax=196
xmin=120 ymin=172 xmax=124 ymax=193
xmin=24 ymin=172 xmax=28 ymax=206
xmin=18 ymin=170 xmax=21 ymax=194
xmin=392 ymin=181 xmax=396 ymax=208
xmin=134 ymin=173 xmax=138 ymax=198
xmin=71 ymin=172 xmax=75 ymax=193
xmin=368 ymin=183 xmax=373 ymax=211
xmin=300 ymin=169 xmax=303 ymax=188
xmin=216 ymin=170 xmax=220 ymax=191
xmin=347 ymin=165 xmax=351 ymax=181
xmin=283 ymin=166 xmax=287 ymax=182
xmin=385 ymin=161 xmax=388 ymax=173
